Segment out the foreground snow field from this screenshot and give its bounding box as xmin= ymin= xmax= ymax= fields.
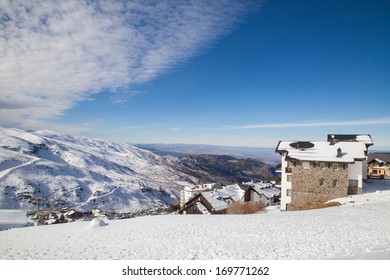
xmin=1 ymin=180 xmax=389 ymax=260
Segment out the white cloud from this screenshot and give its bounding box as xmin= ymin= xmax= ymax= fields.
xmin=224 ymin=117 xmax=390 ymax=129
xmin=0 ymin=0 xmax=256 ymax=128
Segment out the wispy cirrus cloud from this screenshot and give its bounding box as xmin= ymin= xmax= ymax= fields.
xmin=0 ymin=0 xmax=258 ymax=128
xmin=223 ymin=117 xmax=390 ymax=129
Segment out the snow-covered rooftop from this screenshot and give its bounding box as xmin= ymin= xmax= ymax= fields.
xmin=215 ymin=184 xmax=244 ymax=201
xmin=370 ymin=158 xmax=387 ymax=165
xmin=327 ymin=134 xmax=373 ymax=146
xmin=276 ymin=141 xmax=367 ymax=163
xmin=195 ymin=202 xmax=209 ymax=214
xmin=251 ymin=185 xmax=281 ymax=199
xmin=202 ymin=191 xmax=228 ymax=211
xmin=355 ymin=135 xmax=374 ymax=145
xmin=244 ymin=181 xmax=273 ymax=188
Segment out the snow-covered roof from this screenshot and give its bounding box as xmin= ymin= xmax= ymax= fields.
xmin=368 ymin=158 xmax=388 ymax=169
xmin=215 ymin=184 xmax=244 ymax=201
xmin=370 ymin=158 xmax=386 ymax=165
xmin=202 ymin=192 xmax=228 ymax=211
xmin=327 ymin=134 xmax=373 ymax=146
xmin=195 ymin=202 xmax=210 ymax=214
xmin=251 ymin=186 xmax=280 ymax=199
xmin=249 ymin=182 xmax=273 ymax=188
xmin=276 ymin=141 xmax=367 ymax=163
xmin=355 ymin=135 xmax=373 ymax=145
xmin=264 ymin=186 xmax=281 ymax=196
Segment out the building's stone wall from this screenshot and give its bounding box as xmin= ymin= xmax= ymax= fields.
xmin=289 ymin=161 xmax=349 ymax=209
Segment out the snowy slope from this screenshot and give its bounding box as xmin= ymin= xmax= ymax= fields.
xmin=1 ymin=180 xmax=389 ymax=260
xmin=0 ymin=127 xmax=196 ymax=212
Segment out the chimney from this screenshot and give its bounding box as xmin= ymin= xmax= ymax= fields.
xmin=337 ymin=147 xmax=342 ymax=157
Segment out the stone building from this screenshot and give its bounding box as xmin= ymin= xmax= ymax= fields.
xmin=275 ymin=134 xmax=373 ymax=210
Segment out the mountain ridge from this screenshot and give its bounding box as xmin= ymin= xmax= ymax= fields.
xmin=0 ymin=127 xmax=197 ymax=212
xmin=135 ymin=143 xmax=280 ymax=165
xmin=172 ymin=154 xmax=275 ymax=183
xmin=0 ymin=127 xmax=276 ymax=213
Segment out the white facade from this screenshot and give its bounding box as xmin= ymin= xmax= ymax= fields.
xmin=279 ymin=152 xmax=291 ymax=211
xmin=348 ymin=161 xmax=364 ymax=192
xmin=249 ymin=190 xmax=262 ymax=204
xmin=249 ymin=188 xmax=280 ymax=206
xmin=179 ymin=183 xmax=215 ymax=207
xmin=348 ymin=161 xmax=363 ymax=179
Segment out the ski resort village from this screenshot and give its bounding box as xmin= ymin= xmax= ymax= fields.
xmin=179 ymin=133 xmax=378 ymax=214
xmin=0 ymin=128 xmax=390 ymax=260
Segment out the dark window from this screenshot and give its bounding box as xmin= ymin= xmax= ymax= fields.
xmin=349 ymin=180 xmax=358 ymax=187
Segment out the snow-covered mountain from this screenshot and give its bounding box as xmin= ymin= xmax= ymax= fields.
xmin=0 ymin=127 xmax=197 ymax=212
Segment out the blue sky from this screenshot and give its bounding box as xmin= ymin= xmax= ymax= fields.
xmin=1 ymin=0 xmax=389 ymax=148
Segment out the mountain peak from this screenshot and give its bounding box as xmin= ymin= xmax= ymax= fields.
xmin=0 ymin=127 xmax=196 ymax=213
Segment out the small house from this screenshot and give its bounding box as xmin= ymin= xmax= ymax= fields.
xmin=179 ymin=191 xmax=228 ymax=214
xmin=243 ymin=182 xmax=281 ymax=206
xmin=179 ymin=183 xmax=245 ymax=214
xmin=368 ymin=157 xmax=390 ymax=179
xmin=179 ymin=183 xmax=215 ymax=207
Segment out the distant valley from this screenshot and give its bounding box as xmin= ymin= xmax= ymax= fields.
xmin=168 ymin=154 xmax=276 ymax=184
xmin=135 ymin=143 xmax=280 ymax=165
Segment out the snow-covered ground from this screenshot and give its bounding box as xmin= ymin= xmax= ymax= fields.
xmin=1 ymin=180 xmax=389 ymax=260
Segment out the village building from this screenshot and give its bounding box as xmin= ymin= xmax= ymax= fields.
xmin=179 ymin=183 xmax=215 ymax=207
xmin=179 ymin=183 xmax=245 ymax=214
xmin=275 ymin=134 xmax=373 ymax=211
xmin=242 ymin=181 xmax=281 ymax=206
xmin=367 ymin=153 xmax=390 ymax=179
xmin=180 ymin=191 xmax=228 ymax=214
